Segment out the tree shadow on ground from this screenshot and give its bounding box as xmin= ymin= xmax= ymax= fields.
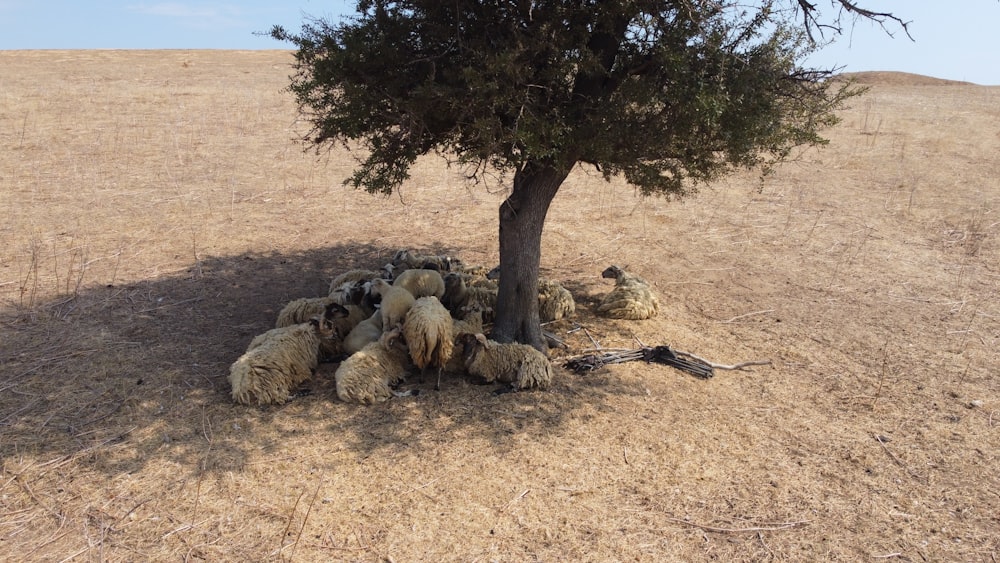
xmin=0 ymin=243 xmax=640 ymax=478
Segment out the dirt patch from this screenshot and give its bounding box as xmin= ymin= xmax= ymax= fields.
xmin=1 ymin=50 xmax=998 ymax=561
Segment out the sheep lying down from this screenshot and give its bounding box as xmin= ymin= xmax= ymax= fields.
xmin=229 ymin=314 xmax=336 ymax=406
xmin=456 ymin=333 xmax=553 ymax=392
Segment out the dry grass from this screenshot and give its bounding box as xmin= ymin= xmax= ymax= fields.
xmin=1 ymin=51 xmax=998 ymax=561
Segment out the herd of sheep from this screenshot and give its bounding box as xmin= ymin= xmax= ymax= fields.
xmin=227 ymin=249 xmax=662 ymax=406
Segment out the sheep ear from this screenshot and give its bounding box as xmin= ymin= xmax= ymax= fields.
xmin=475 ymin=333 xmax=488 ymax=345
xmin=326 ymin=302 xmax=349 ymax=319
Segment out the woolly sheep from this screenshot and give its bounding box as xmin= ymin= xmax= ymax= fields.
xmin=329 ymin=269 xmax=380 ymax=294
xmin=343 ymin=310 xmax=384 ymax=355
xmin=596 ymin=265 xmax=660 ymax=320
xmin=369 ymin=278 xmax=416 ymax=330
xmin=445 ymin=305 xmax=489 ymax=373
xmin=335 ymin=327 xmax=414 ymax=405
xmin=485 ymin=266 xmax=573 ymax=321
xmin=276 ymin=299 xmax=364 ymax=358
xmin=537 ymin=279 xmax=576 ymax=322
xmin=402 ymin=296 xmax=454 ymax=390
xmin=442 ymin=273 xmax=497 ymax=320
xmin=455 ymin=333 xmax=553 ymax=391
xmin=392 ymin=268 xmax=446 ymax=299
xmin=229 ymin=315 xmax=336 ymax=406
xmin=392 ymin=249 xmax=463 ymax=273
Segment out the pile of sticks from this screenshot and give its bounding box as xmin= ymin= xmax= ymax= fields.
xmin=563 ymin=345 xmax=770 ymax=380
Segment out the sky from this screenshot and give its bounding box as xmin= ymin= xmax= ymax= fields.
xmin=1 ymin=2 xmax=998 ymax=85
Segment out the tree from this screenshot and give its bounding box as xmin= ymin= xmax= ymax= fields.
xmin=271 ymin=1 xmax=907 ymax=351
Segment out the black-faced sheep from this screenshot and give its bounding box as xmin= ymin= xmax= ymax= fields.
xmin=442 ymin=273 xmax=498 ymax=320
xmin=335 ymin=327 xmax=414 ymax=405
xmin=276 ymin=299 xmax=364 ymax=358
xmin=229 ymin=314 xmax=336 ymax=406
xmin=444 ymin=304 xmax=490 ymax=373
xmin=402 ymin=296 xmax=454 ymax=390
xmin=455 ymin=333 xmax=553 ymax=391
xmin=596 ymin=265 xmax=660 ymax=320
xmin=328 ymin=269 xmax=380 ymax=294
xmin=392 ymin=268 xmax=446 ymax=299
xmin=369 ymin=278 xmax=416 ymax=330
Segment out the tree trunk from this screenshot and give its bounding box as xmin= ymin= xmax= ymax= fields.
xmin=490 ymin=160 xmax=572 ymax=351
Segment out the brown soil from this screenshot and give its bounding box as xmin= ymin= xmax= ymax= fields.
xmin=1 ymin=50 xmax=998 ymax=561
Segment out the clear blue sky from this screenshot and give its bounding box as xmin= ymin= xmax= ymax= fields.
xmin=2 ymin=2 xmax=997 ymax=85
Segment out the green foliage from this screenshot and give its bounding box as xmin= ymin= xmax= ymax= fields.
xmin=272 ymin=1 xmax=864 ymax=196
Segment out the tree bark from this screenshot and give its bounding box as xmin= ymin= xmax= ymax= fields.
xmin=490 ymin=160 xmax=572 ymax=351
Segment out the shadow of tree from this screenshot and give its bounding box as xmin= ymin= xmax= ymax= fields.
xmin=0 ymin=243 xmax=636 ymax=478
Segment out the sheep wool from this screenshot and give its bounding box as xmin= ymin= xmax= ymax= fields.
xmin=343 ymin=310 xmax=384 ymax=355
xmin=229 ymin=318 xmax=334 ymax=406
xmin=335 ymin=328 xmax=413 ymax=405
xmin=392 ymin=249 xmax=462 ymax=273
xmin=392 ymin=268 xmax=446 ymax=299
xmin=537 ymin=279 xmax=576 ymax=322
xmin=402 ymin=296 xmax=454 ymax=389
xmin=442 ymin=273 xmax=497 ymax=320
xmin=329 ymin=269 xmax=380 ymax=294
xmin=369 ymin=278 xmax=416 ymax=330
xmin=596 ymin=265 xmax=660 ymax=320
xmin=457 ymin=333 xmax=553 ymax=390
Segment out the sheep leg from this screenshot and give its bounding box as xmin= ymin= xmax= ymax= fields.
xmin=435 ymin=367 xmax=443 ymax=391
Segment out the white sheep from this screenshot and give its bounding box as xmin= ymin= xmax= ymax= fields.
xmin=229 ymin=315 xmax=336 ymax=406
xmin=442 ymin=273 xmax=498 ymax=320
xmin=343 ymin=310 xmax=384 ymax=355
xmin=455 ymin=333 xmax=553 ymax=391
xmin=335 ymin=327 xmax=415 ymax=405
xmin=402 ymin=296 xmax=454 ymax=390
xmin=369 ymin=278 xmax=416 ymax=330
xmin=596 ymin=265 xmax=660 ymax=320
xmin=392 ymin=268 xmax=446 ymax=299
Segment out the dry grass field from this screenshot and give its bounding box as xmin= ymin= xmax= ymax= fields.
xmin=1 ymin=50 xmax=997 ymax=561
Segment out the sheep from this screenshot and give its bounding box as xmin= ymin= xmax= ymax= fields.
xmin=402 ymin=296 xmax=454 ymax=390
xmin=328 ymin=269 xmax=380 ymax=294
xmin=442 ymin=273 xmax=498 ymax=320
xmin=229 ymin=314 xmax=336 ymax=406
xmin=369 ymin=278 xmax=416 ymax=330
xmin=455 ymin=333 xmax=553 ymax=391
xmin=445 ymin=304 xmax=490 ymax=373
xmin=276 ymin=299 xmax=365 ymax=358
xmin=343 ymin=310 xmax=384 ymax=355
xmin=392 ymin=268 xmax=446 ymax=299
xmin=596 ymin=265 xmax=660 ymax=320
xmin=335 ymin=327 xmax=415 ymax=405
xmin=329 ymin=279 xmax=378 ymax=316
xmin=537 ymin=279 xmax=576 ymax=322
xmin=485 ymin=266 xmax=573 ymax=321
xmin=391 ymin=249 xmax=463 ymax=273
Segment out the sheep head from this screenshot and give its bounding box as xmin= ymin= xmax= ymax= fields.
xmin=457 ymin=332 xmax=488 ymax=366
xmin=601 ymin=265 xmax=624 ymax=280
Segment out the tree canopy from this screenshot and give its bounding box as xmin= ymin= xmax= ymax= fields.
xmin=271 ymin=1 xmax=905 ymax=348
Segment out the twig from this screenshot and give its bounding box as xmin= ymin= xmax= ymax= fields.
xmin=582 ymin=327 xmax=600 ymax=349
xmin=289 ymin=474 xmax=324 ymax=562
xmin=667 ymin=517 xmax=809 ymax=533
xmin=873 ymin=434 xmax=925 ymax=483
xmin=504 ymin=489 xmax=530 ymax=510
xmin=872 ymin=554 xmax=903 ymax=559
xmin=720 ymin=309 xmax=774 ymax=323
xmin=674 ymin=351 xmax=772 ymax=371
